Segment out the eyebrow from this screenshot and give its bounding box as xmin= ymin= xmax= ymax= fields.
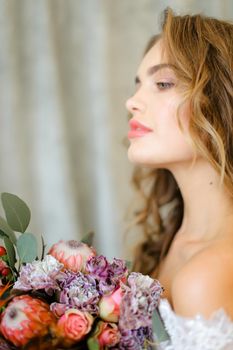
xmin=135 ymin=63 xmax=175 ymax=84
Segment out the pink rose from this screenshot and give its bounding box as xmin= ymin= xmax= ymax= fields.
xmin=99 ymin=287 xmax=123 ymax=322
xmin=55 ymin=309 xmax=93 ymax=346
xmin=98 ymin=322 xmax=120 ymax=348
xmin=87 ymin=321 xmax=120 ymax=350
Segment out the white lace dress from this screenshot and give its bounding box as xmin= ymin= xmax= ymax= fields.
xmin=156 ymin=298 xmax=233 ymax=350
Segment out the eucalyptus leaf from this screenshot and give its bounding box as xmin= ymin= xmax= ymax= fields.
xmin=16 ymin=233 xmax=38 ymax=263
xmin=3 ymin=236 xmax=16 ymax=270
xmin=152 ymin=308 xmax=170 ymax=344
xmin=81 ymin=231 xmax=94 ymax=246
xmin=1 ymin=192 xmax=31 ymax=233
xmin=0 ymin=216 xmax=16 ymax=244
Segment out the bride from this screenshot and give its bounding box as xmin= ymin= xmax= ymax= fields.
xmin=126 ymin=7 xmax=233 ymax=350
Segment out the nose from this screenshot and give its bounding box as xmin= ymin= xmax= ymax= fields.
xmin=125 ymin=95 xmax=146 ymax=115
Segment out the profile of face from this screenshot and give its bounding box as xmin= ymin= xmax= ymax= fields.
xmin=126 ymin=39 xmax=195 ymax=170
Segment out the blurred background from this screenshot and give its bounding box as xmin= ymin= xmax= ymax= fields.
xmin=0 ymin=0 xmax=232 ymax=259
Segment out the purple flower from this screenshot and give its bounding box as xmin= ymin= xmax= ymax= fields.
xmin=13 ymin=255 xmax=64 ymax=295
xmin=86 ymin=255 xmax=109 ymax=278
xmin=110 ymin=258 xmax=128 ymax=282
xmin=113 ymin=327 xmax=153 ymax=350
xmin=86 ymin=256 xmax=128 ymax=295
xmin=119 ymin=272 xmax=163 ymax=330
xmin=98 ymin=275 xmax=118 ymax=294
xmin=50 ymin=302 xmax=69 ymax=317
xmin=134 ymin=326 xmax=154 ymax=348
xmin=116 ymin=329 xmax=142 ymax=350
xmin=56 ymin=270 xmax=100 ymax=314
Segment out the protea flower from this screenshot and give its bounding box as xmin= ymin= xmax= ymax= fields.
xmin=0 ymin=295 xmax=56 ymax=347
xmin=48 ymin=240 xmax=96 ymax=272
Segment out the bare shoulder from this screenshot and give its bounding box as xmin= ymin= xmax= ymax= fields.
xmin=171 ymin=241 xmax=233 ymax=319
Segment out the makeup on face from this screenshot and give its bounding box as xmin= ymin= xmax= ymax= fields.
xmin=128 ymin=119 xmax=153 ymax=139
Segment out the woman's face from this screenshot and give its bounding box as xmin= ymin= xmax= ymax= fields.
xmin=126 ymin=39 xmax=195 ymax=169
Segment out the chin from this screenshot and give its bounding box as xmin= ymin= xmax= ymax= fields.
xmin=127 ymin=141 xmax=167 ymax=167
xmin=127 ymin=143 xmax=196 ymax=169
xmin=127 ymin=148 xmax=161 ymax=168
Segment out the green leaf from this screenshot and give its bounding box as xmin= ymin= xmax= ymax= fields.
xmin=152 ymin=308 xmax=170 ymax=343
xmin=125 ymin=260 xmax=133 ymax=271
xmin=16 ymin=233 xmax=38 ymax=263
xmin=3 ymin=236 xmax=16 ymax=270
xmin=41 ymin=235 xmax=46 ymax=260
xmin=87 ymin=337 xmax=100 ymax=350
xmin=0 ymin=216 xmax=17 ymax=244
xmin=81 ymin=231 xmax=94 ymax=246
xmin=1 ymin=192 xmax=31 ymax=233
xmin=0 ymin=229 xmax=8 ymax=239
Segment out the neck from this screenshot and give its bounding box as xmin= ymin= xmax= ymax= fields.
xmin=168 ymin=157 xmax=233 ymax=241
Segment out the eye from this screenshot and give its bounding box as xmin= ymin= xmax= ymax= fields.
xmin=156 ymin=82 xmax=174 ymax=90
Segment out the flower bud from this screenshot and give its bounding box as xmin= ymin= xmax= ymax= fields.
xmin=0 ymin=246 xmax=6 ymax=257
xmin=1 ymin=268 xmax=11 ymax=277
xmin=0 ymin=260 xmax=8 ymax=274
xmin=99 ymin=287 xmax=123 ymax=323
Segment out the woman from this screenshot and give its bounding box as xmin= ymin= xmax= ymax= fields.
xmin=126 ymin=7 xmax=233 ymax=349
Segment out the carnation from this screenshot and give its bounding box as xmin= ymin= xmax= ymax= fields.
xmin=55 ymin=270 xmax=100 ymax=314
xmin=13 ymin=255 xmax=64 ymax=295
xmin=86 ymin=256 xmax=128 ymax=294
xmin=115 ymin=327 xmax=154 ymax=350
xmin=119 ymin=272 xmax=163 ymax=330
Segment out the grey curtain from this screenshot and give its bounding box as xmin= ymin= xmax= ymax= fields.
xmin=0 ymin=0 xmax=232 ymax=259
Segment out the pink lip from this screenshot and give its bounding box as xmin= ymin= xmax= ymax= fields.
xmin=128 ymin=119 xmax=153 ymax=139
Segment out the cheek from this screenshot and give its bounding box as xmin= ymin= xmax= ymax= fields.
xmin=158 ymin=97 xmax=190 ymax=137
xmin=164 ymin=103 xmax=192 ymax=154
xmin=127 ymin=96 xmax=194 ymax=166
xmin=178 ymin=101 xmax=191 ymax=131
xmin=153 ymin=93 xmax=177 ymax=121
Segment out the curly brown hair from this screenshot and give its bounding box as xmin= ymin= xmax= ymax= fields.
xmin=130 ymin=8 xmax=233 ymax=277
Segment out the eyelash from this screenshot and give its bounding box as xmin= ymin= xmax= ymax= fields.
xmin=156 ymin=82 xmax=174 ymax=90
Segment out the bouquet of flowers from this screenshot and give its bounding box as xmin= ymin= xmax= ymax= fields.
xmin=0 ymin=193 xmax=169 ymax=350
